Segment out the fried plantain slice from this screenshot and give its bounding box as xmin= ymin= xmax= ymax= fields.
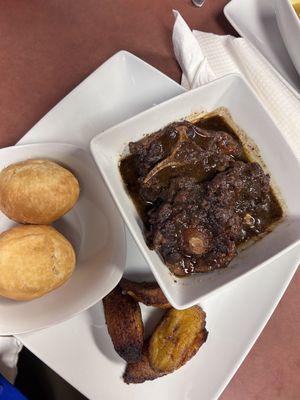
xmin=123 ymin=341 xmax=166 ymax=384
xmin=149 ymin=306 xmax=208 ymax=373
xmin=119 ymin=278 xmax=171 ymax=309
xmin=103 ymin=286 xmax=144 ymax=363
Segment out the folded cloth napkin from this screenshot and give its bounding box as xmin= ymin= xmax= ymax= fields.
xmin=172 ymin=10 xmax=300 ymax=160
xmin=0 ymin=337 xmax=22 ymax=383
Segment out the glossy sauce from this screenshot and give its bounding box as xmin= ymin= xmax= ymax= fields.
xmin=120 ymin=115 xmax=283 ymax=245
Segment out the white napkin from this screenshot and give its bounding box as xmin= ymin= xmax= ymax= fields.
xmin=172 ymin=10 xmax=300 ymax=160
xmin=173 ymin=10 xmax=216 ymax=87
xmin=0 ymin=337 xmax=22 ymax=383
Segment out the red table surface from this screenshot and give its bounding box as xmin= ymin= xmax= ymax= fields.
xmin=0 ymin=1 xmax=299 ymax=399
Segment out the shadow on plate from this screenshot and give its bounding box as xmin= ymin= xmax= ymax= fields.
xmin=87 ymin=303 xmax=121 ymax=364
xmin=142 ymin=306 xmax=165 ymax=338
xmin=53 ymin=211 xmax=82 ymax=254
xmin=123 ymin=270 xmax=155 ymax=281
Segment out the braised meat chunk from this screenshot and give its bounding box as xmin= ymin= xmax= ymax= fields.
xmin=120 ymin=114 xmax=283 ymax=276
xmin=132 ymin=121 xmax=244 ymax=204
xmin=147 ymin=161 xmax=278 ymax=275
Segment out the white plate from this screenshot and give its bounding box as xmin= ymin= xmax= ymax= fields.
xmin=224 ymin=0 xmax=300 ymax=97
xmin=0 ymin=143 xmax=125 ymax=335
xmin=91 ymin=73 xmax=300 ymax=309
xmin=274 ymin=0 xmax=300 ymax=77
xmin=15 ymin=52 xmax=300 ymax=400
xmin=19 ymin=245 xmax=300 ymax=400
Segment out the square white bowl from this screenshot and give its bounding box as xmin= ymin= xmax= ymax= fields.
xmin=90 ymin=73 xmax=300 ymax=309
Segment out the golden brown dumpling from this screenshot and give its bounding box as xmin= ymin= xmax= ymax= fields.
xmin=0 ymin=159 xmax=79 ymax=224
xmin=0 ymin=225 xmax=76 ymax=301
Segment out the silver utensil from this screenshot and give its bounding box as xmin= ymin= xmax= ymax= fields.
xmin=192 ymin=0 xmax=206 ymax=7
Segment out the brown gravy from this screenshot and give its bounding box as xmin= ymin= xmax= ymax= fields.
xmin=120 ymin=115 xmax=283 ymax=276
